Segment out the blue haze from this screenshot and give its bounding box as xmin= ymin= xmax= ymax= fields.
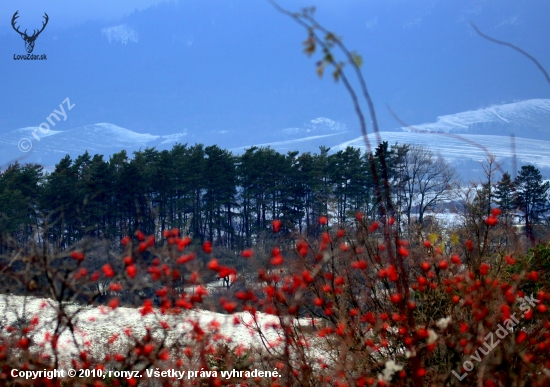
xmin=0 ymin=0 xmax=549 ymax=176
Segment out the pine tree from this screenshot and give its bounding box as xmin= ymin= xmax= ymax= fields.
xmin=328 ymin=147 xmax=367 ymax=224
xmin=151 ymin=149 xmax=176 ymax=238
xmin=0 ymin=163 xmax=42 ymax=241
xmin=86 ymin=154 xmax=115 ymax=238
xmin=494 ymin=172 xmax=515 ymax=225
xmin=41 ymin=155 xmax=80 ymax=247
xmin=514 ymin=165 xmax=550 ymax=237
xmin=203 ymin=145 xmax=237 ymax=246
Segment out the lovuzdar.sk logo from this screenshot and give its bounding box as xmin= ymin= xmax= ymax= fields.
xmin=12 ymin=10 xmax=48 ymax=60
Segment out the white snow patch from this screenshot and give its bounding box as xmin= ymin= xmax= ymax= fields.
xmin=379 ymin=360 xmax=403 ymax=382
xmin=102 ymin=24 xmax=138 ymax=44
xmin=427 ymin=329 xmax=438 ymax=344
xmin=0 ymin=294 xmax=312 ymax=367
xmin=436 ymin=316 xmax=452 ymax=330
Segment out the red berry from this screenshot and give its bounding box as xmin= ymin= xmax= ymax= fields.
xmin=272 ymin=219 xmax=282 ymax=233
xmin=70 ymin=251 xmax=85 ymax=261
xmin=202 ymin=241 xmax=212 ymax=254
xmin=240 ymin=249 xmax=253 ymax=258
xmin=390 ymin=294 xmax=402 ymax=304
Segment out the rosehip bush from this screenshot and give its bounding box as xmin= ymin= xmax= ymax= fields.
xmin=237 ymin=213 xmax=550 ymax=386
xmin=0 ymin=205 xmax=549 ymax=386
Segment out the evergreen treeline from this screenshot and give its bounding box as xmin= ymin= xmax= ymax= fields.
xmin=0 ymin=143 xmax=407 ymax=249
xmin=0 ymin=142 xmax=548 ymax=250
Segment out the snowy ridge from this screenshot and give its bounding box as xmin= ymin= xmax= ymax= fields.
xmin=308 ymin=117 xmax=347 ymax=130
xmin=12 ymin=127 xmax=62 ymax=138
xmin=159 ymin=133 xmax=188 ymax=145
xmin=75 ymin=123 xmax=160 ymax=144
xmin=231 ymin=132 xmax=349 ymax=153
xmin=1 ymin=99 xmax=550 ymax=178
xmin=334 ymin=132 xmax=550 ymax=169
xmin=282 ymin=117 xmax=348 ymax=136
xmin=402 ymin=99 xmax=550 ymax=135
xmin=0 ymin=123 xmax=182 ymax=170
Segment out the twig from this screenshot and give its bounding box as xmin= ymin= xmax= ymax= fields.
xmin=470 ymin=22 xmax=550 ymax=86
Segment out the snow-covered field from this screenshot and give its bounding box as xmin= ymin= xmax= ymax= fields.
xmin=335 ymin=132 xmax=550 ymax=169
xmin=0 ymin=294 xmax=312 ymax=367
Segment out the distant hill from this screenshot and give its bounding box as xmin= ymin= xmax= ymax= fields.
xmin=334 ymin=99 xmax=550 ymax=179
xmin=400 ymin=99 xmax=550 ymax=138
xmin=0 ymin=118 xmax=351 ymax=170
xmin=1 ymin=99 xmax=549 ymax=179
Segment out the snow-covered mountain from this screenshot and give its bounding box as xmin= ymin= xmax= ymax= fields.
xmin=335 ymin=132 xmax=550 ymax=178
xmin=399 ymin=99 xmax=550 ymax=137
xmin=333 ymin=99 xmax=550 ymax=178
xmin=0 ymin=118 xmax=349 ymax=170
xmin=1 ymin=100 xmax=550 ymax=178
xmin=230 ymin=117 xmax=350 ymax=153
xmin=0 ymin=123 xmax=183 ymax=170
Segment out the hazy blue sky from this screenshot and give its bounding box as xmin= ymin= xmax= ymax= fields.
xmin=0 ymin=0 xmax=168 ymax=30
xmin=1 ymin=0 xmax=549 ymax=141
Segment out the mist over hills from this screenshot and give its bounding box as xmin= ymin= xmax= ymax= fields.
xmin=2 ymin=0 xmax=550 ymax=141
xmin=1 ymin=99 xmax=549 ymax=179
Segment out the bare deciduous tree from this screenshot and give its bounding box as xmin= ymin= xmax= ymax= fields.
xmin=400 ymin=146 xmax=457 ymax=225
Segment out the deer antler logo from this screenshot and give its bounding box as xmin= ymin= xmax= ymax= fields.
xmin=11 ymin=11 xmax=49 ymax=54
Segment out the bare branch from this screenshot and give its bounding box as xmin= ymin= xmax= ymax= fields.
xmin=470 ymin=22 xmax=550 ymax=87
